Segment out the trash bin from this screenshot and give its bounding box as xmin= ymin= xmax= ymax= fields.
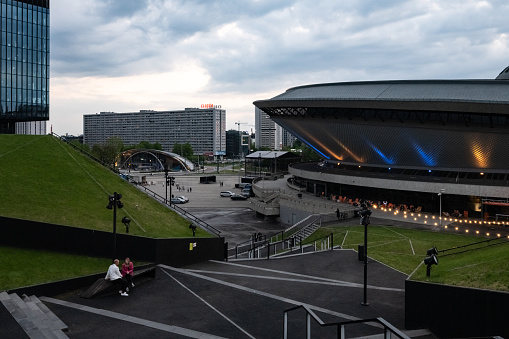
xmin=358 ymin=245 xmax=365 ymax=261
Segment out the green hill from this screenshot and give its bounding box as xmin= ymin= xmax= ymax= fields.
xmin=0 ymin=135 xmax=208 ymax=238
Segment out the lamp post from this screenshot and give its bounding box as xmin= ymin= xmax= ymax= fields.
xmin=106 ymin=192 xmax=123 ymax=260
xmin=164 ymin=165 xmax=175 ymax=204
xmin=258 ymin=154 xmax=261 ymax=177
xmin=360 ymin=204 xmax=372 ymax=306
xmin=164 ymin=165 xmax=169 ymax=204
xmin=438 ymin=189 xmax=445 ymax=226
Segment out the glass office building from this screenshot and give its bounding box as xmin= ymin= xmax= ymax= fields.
xmin=0 ymin=0 xmax=49 ymax=134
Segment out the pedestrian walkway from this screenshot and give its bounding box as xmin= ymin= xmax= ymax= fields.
xmin=4 ymin=250 xmax=433 ymax=339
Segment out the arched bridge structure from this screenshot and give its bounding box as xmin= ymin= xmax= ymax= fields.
xmin=120 ymin=149 xmax=195 ymax=172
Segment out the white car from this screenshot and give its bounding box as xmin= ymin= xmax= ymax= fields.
xmin=177 ymin=196 xmax=189 ymax=203
xmin=220 ymin=191 xmax=234 ymax=197
xmin=170 ymin=197 xmax=186 ymax=204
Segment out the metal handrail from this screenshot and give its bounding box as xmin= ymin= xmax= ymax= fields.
xmin=234 ymin=232 xmax=335 ymax=260
xmin=53 ymin=133 xmax=221 ymax=237
xmin=137 ymin=185 xmax=221 ymax=237
xmin=284 ymin=304 xmax=410 ymax=339
xmin=52 ymin=132 xmax=117 ymax=173
xmin=439 ymin=237 xmax=508 ymax=257
xmin=300 ymin=233 xmax=334 ymax=251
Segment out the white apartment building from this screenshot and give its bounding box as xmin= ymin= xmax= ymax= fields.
xmin=83 ymin=108 xmax=226 ymax=156
xmin=255 ymin=107 xmax=296 ymax=150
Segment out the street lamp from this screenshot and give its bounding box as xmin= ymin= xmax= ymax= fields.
xmin=164 ymin=165 xmax=175 ymax=204
xmin=106 ymin=192 xmax=123 ymax=259
xmin=438 ymin=189 xmax=445 ymax=226
xmin=359 ymin=204 xmax=372 ymax=306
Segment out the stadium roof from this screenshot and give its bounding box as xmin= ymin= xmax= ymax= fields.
xmin=254 ymin=79 xmax=509 ymax=114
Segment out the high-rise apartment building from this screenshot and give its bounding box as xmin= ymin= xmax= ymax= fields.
xmin=0 ymin=0 xmax=49 ymax=134
xmin=83 ymin=108 xmax=226 ymax=156
xmin=255 ymin=107 xmax=296 ymax=150
xmin=255 ymin=107 xmax=277 ymax=149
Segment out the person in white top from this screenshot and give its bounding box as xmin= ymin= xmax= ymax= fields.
xmin=105 ymin=259 xmax=129 ymax=296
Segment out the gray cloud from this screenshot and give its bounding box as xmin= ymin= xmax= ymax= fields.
xmin=49 ymin=0 xmax=509 ymax=134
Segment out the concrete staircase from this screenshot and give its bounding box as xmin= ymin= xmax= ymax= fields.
xmin=293 ymin=221 xmax=321 ymax=244
xmin=0 ymin=291 xmax=69 ymax=339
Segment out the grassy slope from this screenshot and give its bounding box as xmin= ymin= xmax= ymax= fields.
xmin=309 ymin=225 xmax=509 ymax=291
xmin=1 ymin=246 xmax=109 ymax=291
xmin=0 ymin=135 xmax=209 ymax=238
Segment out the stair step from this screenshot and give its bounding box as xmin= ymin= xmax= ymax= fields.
xmin=0 ymin=293 xmax=69 ymax=339
xmin=27 ymin=295 xmax=68 ymax=332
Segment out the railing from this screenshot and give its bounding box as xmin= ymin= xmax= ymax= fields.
xmin=53 ymin=133 xmax=221 ymax=237
xmin=137 ymin=185 xmax=221 ymax=237
xmin=301 ymin=233 xmax=334 ymax=252
xmin=232 ymin=233 xmax=334 ymax=260
xmin=271 ymin=214 xmax=322 ymax=243
xmin=283 ymin=304 xmax=410 ymax=339
xmin=439 ymin=237 xmax=509 ymax=257
xmin=52 ymin=132 xmax=117 ymax=173
xmin=496 ymin=213 xmax=509 ymax=221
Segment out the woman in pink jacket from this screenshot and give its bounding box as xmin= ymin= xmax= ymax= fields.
xmin=121 ymin=257 xmax=134 ymax=289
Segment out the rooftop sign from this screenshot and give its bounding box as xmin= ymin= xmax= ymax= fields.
xmin=201 ymin=104 xmax=222 ymax=109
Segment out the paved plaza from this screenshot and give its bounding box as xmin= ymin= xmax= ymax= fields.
xmin=5 ymin=173 xmax=507 ymax=338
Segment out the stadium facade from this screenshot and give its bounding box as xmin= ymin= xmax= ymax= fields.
xmin=0 ymin=0 xmax=49 ymax=134
xmin=254 ymin=68 xmax=509 ymax=219
xmin=83 ymin=108 xmax=226 ymax=157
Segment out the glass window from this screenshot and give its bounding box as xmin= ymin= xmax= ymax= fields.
xmin=6 ymin=4 xmax=12 ymax=20
xmin=27 ymin=7 xmax=32 ymax=24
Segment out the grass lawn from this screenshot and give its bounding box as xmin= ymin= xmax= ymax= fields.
xmin=307 ymin=224 xmax=509 ymax=291
xmin=0 ymin=246 xmax=112 ymax=291
xmin=0 ymin=135 xmax=210 ymax=238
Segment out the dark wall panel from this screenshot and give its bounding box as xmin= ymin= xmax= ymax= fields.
xmin=406 ymin=280 xmax=509 ymax=337
xmin=0 ymin=216 xmax=225 ymax=267
xmin=275 ymin=117 xmax=509 ymax=172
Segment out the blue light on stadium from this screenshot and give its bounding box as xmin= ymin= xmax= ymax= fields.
xmin=369 ymin=143 xmax=394 ymax=164
xmin=413 ymin=142 xmax=436 ymax=166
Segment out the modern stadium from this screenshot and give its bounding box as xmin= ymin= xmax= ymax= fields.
xmin=253 ymin=66 xmax=509 ymax=220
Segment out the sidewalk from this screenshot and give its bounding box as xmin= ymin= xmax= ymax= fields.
xmin=33 ymin=250 xmax=430 ymax=339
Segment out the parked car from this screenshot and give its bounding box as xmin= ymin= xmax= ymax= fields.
xmin=177 ymin=196 xmax=189 ymax=203
xmin=220 ymin=191 xmax=234 ymax=197
xmin=241 ymin=188 xmax=252 ymax=197
xmin=230 ymin=194 xmax=248 ymax=200
xmin=170 ymin=197 xmax=186 ymax=204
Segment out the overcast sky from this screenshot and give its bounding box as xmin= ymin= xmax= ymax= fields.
xmin=49 ymin=0 xmax=509 ymax=136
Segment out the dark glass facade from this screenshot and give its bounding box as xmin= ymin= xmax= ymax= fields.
xmin=0 ymin=0 xmax=49 ymax=134
xmin=271 ymin=108 xmax=509 ymax=173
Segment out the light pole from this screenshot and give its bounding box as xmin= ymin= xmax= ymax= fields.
xmin=106 ymin=192 xmax=123 ymax=260
xmin=258 ymin=154 xmax=261 ymax=177
xmin=438 ymin=189 xmax=445 ymax=226
xmin=164 ymin=165 xmax=175 ymax=204
xmin=360 ymin=204 xmax=372 ymax=306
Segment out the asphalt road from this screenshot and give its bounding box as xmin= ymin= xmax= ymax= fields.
xmin=135 ymin=173 xmax=287 ymax=247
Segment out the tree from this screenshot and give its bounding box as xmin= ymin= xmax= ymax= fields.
xmin=90 ymin=137 xmax=124 ymax=167
xmin=172 ymin=143 xmax=193 ymax=158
